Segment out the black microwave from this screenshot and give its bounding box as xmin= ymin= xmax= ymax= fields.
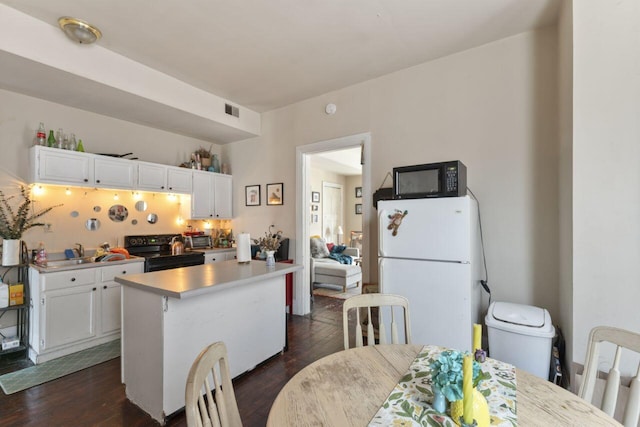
xmin=393 ymin=160 xmax=467 ymax=199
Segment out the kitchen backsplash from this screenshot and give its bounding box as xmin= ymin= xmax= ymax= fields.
xmin=22 ymin=185 xmax=232 ymax=253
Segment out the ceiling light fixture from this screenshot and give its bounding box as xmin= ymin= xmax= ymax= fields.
xmin=58 ymin=17 xmax=102 ymax=44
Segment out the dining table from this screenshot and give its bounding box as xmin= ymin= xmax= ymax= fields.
xmin=267 ymin=344 xmax=621 ymax=426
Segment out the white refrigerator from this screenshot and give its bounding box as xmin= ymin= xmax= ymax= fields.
xmin=378 ymin=196 xmax=482 ymax=351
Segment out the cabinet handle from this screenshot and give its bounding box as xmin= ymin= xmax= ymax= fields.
xmin=103 ymin=285 xmax=107 ymax=289
xmin=71 ymin=277 xmax=76 ymax=282
xmin=122 ymin=270 xmax=127 ymax=274
xmin=169 ymin=187 xmax=173 ymax=190
xmin=84 ymin=178 xmax=88 ymax=182
xmin=161 ymin=186 xmax=165 ymax=189
xmin=96 ymin=179 xmax=101 ymax=183
xmin=92 ymin=287 xmax=97 ymax=291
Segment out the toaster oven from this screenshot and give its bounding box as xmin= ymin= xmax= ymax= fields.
xmin=189 ymin=235 xmax=212 ymax=249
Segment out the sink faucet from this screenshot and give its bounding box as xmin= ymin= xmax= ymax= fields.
xmin=75 ymin=243 xmax=84 ymax=258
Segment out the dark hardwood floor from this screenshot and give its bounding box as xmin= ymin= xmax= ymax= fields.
xmin=0 ymin=295 xmax=347 ymax=427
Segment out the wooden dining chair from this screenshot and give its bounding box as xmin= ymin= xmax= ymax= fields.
xmin=578 ymin=326 xmax=640 ymax=426
xmin=185 ymin=341 xmax=243 ymax=427
xmin=342 ymin=293 xmax=411 ymax=350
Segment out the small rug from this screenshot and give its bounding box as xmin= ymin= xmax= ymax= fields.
xmin=313 ymin=285 xmax=361 ymax=300
xmin=313 ymin=283 xmax=376 ymax=300
xmin=0 ymin=339 xmax=120 ymax=395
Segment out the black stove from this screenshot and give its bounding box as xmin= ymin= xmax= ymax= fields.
xmin=124 ymin=234 xmax=204 ymax=272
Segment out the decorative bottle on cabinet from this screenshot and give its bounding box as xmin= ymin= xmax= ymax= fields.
xmin=35 ymin=122 xmax=46 ymax=146
xmin=47 ymin=130 xmax=56 ymax=147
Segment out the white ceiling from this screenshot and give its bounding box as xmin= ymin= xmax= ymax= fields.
xmin=0 ymin=0 xmax=560 ymax=141
xmin=311 ymin=147 xmax=362 ymax=176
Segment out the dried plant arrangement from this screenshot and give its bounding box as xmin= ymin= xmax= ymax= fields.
xmin=0 ymin=186 xmax=62 ymax=239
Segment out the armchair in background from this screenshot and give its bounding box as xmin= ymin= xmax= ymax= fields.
xmin=310 ymin=236 xmax=362 ymax=293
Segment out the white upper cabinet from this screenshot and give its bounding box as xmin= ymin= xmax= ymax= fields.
xmin=94 ymin=156 xmax=136 ymax=189
xmin=190 ymin=170 xmax=232 ymax=219
xmin=166 ymin=166 xmax=192 ymax=193
xmin=30 ymin=146 xmax=213 ymax=196
xmin=30 ymin=146 xmax=92 ymax=185
xmin=214 ymin=174 xmax=232 ymax=219
xmin=30 ymin=146 xmax=135 ymax=189
xmin=191 ymin=170 xmax=214 ymax=219
xmin=137 ymin=162 xmax=167 ymax=191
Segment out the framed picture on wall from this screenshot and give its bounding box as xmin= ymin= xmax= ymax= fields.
xmin=355 ymin=203 xmax=362 ymax=215
xmin=245 ymin=185 xmax=260 ymax=206
xmin=312 ymin=191 xmax=320 ymax=203
xmin=266 ymin=183 xmax=284 ymax=205
xmin=355 ymin=187 xmax=362 ymax=198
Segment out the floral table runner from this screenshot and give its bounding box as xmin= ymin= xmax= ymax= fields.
xmin=368 ymin=345 xmax=517 ymax=427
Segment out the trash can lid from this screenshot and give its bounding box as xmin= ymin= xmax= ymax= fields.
xmin=491 ymin=302 xmax=546 ymax=327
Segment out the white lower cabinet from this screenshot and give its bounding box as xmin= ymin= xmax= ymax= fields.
xmin=203 ymin=249 xmax=236 ymax=264
xmin=43 ymin=284 xmax=97 ymax=350
xmin=29 ymin=261 xmax=144 ymax=364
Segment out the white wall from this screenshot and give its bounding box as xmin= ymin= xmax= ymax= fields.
xmin=225 ymin=26 xmax=561 ymax=320
xmin=558 ymin=0 xmax=574 ymax=377
xmin=0 ymin=89 xmax=220 ymax=252
xmin=572 ymin=0 xmax=640 ymax=374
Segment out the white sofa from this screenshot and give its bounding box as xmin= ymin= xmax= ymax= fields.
xmin=310 ymin=241 xmax=362 ymax=292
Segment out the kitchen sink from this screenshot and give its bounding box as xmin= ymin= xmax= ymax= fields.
xmin=44 ymin=258 xmax=95 ymax=268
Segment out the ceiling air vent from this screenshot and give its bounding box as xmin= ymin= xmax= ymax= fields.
xmin=225 ymin=103 xmax=240 ymax=118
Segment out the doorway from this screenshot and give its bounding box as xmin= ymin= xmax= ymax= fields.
xmin=295 ymin=133 xmax=371 ymax=315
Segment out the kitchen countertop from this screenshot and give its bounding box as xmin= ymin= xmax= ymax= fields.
xmin=115 ymin=260 xmax=300 ymax=299
xmin=30 ymin=256 xmax=144 ymax=273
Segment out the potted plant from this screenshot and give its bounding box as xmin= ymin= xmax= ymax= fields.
xmin=253 ymin=226 xmax=283 ymax=267
xmin=195 ymin=145 xmax=213 ymax=168
xmin=0 ymin=185 xmax=61 ymax=265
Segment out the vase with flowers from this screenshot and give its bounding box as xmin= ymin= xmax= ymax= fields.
xmin=430 ymin=350 xmax=490 ymax=426
xmin=253 ymin=226 xmax=283 ymax=267
xmin=0 ymin=186 xmax=61 ymax=265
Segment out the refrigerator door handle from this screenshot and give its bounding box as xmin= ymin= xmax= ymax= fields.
xmin=378 ymin=208 xmax=387 ymax=257
xmin=378 ymin=258 xmax=384 ymax=292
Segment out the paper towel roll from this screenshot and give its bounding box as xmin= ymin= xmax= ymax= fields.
xmin=236 ymin=233 xmax=251 ymax=263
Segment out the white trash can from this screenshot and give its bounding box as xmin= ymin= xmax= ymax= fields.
xmin=485 ymin=301 xmax=555 ymax=379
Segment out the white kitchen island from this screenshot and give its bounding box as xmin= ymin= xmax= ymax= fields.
xmin=115 ymin=260 xmax=301 ymax=424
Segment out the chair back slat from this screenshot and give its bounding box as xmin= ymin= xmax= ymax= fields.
xmin=185 ymin=342 xmax=243 ymax=427
xmin=601 ymin=346 xmax=622 ymax=416
xmin=623 ymin=366 xmax=640 ymax=426
xmin=579 ymin=326 xmax=640 ymax=426
xmin=355 ymin=308 xmax=364 ymax=347
xmin=342 ymin=293 xmax=411 ymax=350
xmin=202 ymin=374 xmax=220 ymax=427
xmin=376 ymin=306 xmax=386 ymax=345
